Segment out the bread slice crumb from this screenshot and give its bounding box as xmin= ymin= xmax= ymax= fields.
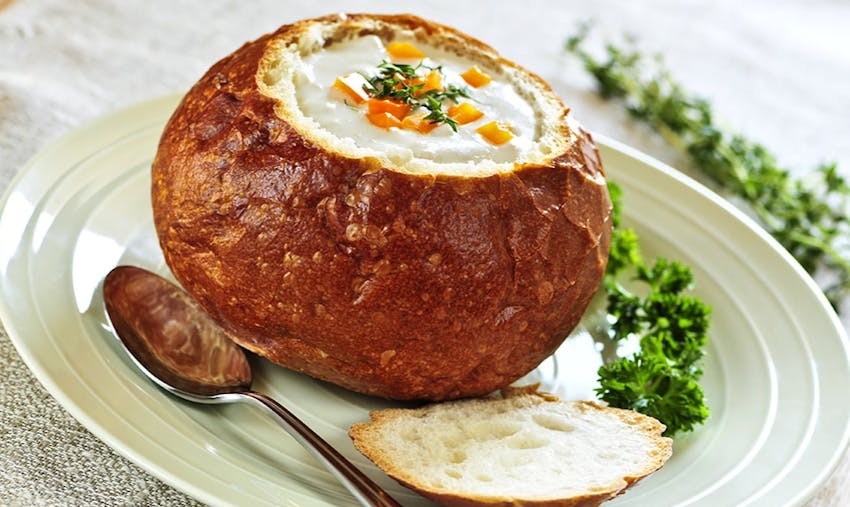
xmin=350 ymin=387 xmax=672 ymax=507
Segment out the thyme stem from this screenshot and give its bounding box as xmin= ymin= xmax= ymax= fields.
xmin=567 ymin=25 xmax=850 ymax=307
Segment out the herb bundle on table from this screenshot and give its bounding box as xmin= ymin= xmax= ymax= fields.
xmin=567 ymin=24 xmax=849 ymax=308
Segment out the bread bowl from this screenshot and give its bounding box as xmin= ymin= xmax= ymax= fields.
xmin=151 ymin=13 xmax=612 ymax=400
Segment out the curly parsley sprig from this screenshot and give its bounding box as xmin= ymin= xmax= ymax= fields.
xmin=363 ymin=60 xmax=471 ymax=131
xmin=567 ymin=25 xmax=850 ymax=308
xmin=596 ymin=182 xmax=711 ymax=436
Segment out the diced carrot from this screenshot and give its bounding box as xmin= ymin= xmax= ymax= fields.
xmin=416 ymin=70 xmax=443 ymax=94
xmin=386 ymin=41 xmax=425 ymax=59
xmin=476 ymin=121 xmax=513 ymax=145
xmin=367 ymin=98 xmax=411 ymax=120
xmin=367 ymin=112 xmax=403 ymax=130
xmin=460 ymin=66 xmax=492 ymax=88
xmin=402 ymin=112 xmax=440 ymax=134
xmin=447 ymin=102 xmax=484 ymax=125
xmin=332 ymin=73 xmax=370 ymax=104
xmin=410 ymin=71 xmax=440 ymax=95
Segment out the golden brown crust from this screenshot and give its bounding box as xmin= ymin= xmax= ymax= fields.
xmin=152 ymin=14 xmax=612 ymax=400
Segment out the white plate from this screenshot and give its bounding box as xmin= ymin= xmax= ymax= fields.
xmin=1 ymin=95 xmax=848 ymax=507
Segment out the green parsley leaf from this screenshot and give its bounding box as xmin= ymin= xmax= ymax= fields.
xmin=596 ymin=352 xmax=709 ymax=435
xmin=596 ymin=182 xmax=711 ymax=436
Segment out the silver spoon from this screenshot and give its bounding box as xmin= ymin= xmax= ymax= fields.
xmin=102 ymin=265 xmax=400 ymax=507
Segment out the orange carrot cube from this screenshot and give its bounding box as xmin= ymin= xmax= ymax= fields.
xmin=476 ymin=121 xmax=513 ymax=145
xmin=386 ymin=41 xmax=426 ymax=59
xmin=418 ymin=70 xmax=443 ymax=94
xmin=367 ymin=98 xmax=411 ymax=120
xmin=460 ymin=66 xmax=492 ymax=88
xmin=411 ymin=70 xmax=442 ymax=96
xmin=447 ymin=102 xmax=484 ymax=125
xmin=332 ymin=73 xmax=371 ymax=104
xmin=402 ymin=112 xmax=440 ymax=134
xmin=367 ymin=112 xmax=403 ymax=130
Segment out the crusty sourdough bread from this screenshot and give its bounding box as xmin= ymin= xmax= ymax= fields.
xmin=350 ymin=388 xmax=672 ymax=507
xmin=152 ymin=13 xmax=612 ymax=400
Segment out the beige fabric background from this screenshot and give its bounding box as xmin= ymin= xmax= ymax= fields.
xmin=1 ymin=0 xmax=848 ymax=505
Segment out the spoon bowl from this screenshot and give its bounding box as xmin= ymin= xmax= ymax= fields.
xmin=103 ymin=265 xmax=399 ymax=507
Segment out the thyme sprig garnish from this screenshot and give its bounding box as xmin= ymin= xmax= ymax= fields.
xmin=363 ymin=60 xmax=471 ymax=131
xmin=566 ymin=25 xmax=850 ymax=307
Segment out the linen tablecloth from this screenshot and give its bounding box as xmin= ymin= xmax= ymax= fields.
xmin=1 ymin=0 xmax=848 ymax=505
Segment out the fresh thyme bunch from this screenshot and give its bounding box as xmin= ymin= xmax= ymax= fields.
xmin=566 ymin=25 xmax=850 ymax=308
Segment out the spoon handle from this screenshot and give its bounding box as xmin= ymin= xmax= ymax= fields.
xmin=239 ymin=390 xmax=401 ymax=507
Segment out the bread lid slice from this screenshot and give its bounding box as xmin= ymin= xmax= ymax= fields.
xmin=350 ymin=387 xmax=672 ymax=507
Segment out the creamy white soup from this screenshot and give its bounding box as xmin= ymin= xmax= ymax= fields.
xmin=292 ymin=35 xmax=538 ymax=167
